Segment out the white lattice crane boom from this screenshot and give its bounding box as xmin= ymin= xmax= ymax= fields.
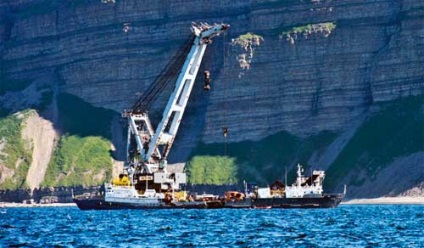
xmin=125 ymin=23 xmax=229 ymax=182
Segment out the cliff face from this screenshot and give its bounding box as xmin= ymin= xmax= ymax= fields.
xmin=0 ymin=0 xmax=423 ymax=197
xmin=205 ymin=0 xmax=423 ymax=141
xmin=1 ymin=0 xmax=422 ymax=138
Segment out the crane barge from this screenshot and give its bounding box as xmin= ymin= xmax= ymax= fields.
xmin=73 ymin=22 xmax=229 ymax=210
xmin=73 ymin=22 xmax=344 ymax=210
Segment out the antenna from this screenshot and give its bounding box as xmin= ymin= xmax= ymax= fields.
xmin=310 ymin=166 xmax=312 ymax=186
xmin=285 ymin=166 xmax=287 ymax=187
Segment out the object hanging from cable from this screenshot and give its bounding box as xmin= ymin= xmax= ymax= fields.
xmin=123 ymin=23 xmax=130 ymax=33
xmin=223 ymin=127 xmax=228 ymax=138
xmin=204 ymin=70 xmax=211 ymax=91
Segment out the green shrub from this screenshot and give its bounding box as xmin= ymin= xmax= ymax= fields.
xmin=281 ymin=22 xmax=336 ymax=44
xmin=0 ymin=112 xmax=32 ymax=189
xmin=232 ymin=33 xmax=264 ymax=48
xmin=186 ymin=156 xmax=238 ymax=185
xmin=42 ymin=135 xmax=112 ymax=187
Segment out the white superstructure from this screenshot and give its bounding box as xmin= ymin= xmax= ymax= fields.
xmin=285 ymin=164 xmax=325 ymax=198
xmin=105 ymin=185 xmax=164 ymax=207
xmin=255 ymin=164 xmax=326 ymax=199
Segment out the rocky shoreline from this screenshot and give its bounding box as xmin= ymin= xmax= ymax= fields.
xmin=0 ymin=186 xmax=102 ymax=204
xmin=341 ymin=197 xmax=424 ymax=205
xmin=0 ymin=202 xmax=76 ymax=208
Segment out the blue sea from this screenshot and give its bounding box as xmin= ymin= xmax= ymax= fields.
xmin=1 ymin=205 xmax=423 ymax=247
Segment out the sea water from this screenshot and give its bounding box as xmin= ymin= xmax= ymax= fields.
xmin=1 ymin=205 xmax=423 ymax=247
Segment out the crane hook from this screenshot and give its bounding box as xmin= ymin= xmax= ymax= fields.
xmin=204 ymin=70 xmax=211 ymax=91
xmin=223 ymin=127 xmax=228 ymax=138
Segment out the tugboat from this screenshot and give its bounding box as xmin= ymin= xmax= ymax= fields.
xmin=250 ymin=164 xmax=345 ymax=208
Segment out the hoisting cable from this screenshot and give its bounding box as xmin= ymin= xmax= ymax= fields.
xmin=222 ymin=31 xmax=228 ymax=157
xmin=131 ymin=35 xmax=195 ymax=113
xmin=132 ymin=35 xmax=193 ymax=112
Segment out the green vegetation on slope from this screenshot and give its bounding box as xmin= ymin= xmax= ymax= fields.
xmin=326 ymin=94 xmax=424 ymax=189
xmin=186 ymin=156 xmax=238 ymax=185
xmin=232 ymin=33 xmax=264 ymax=48
xmin=187 ymin=131 xmax=337 ymax=185
xmin=42 ymin=135 xmax=112 ymax=187
xmin=281 ymin=22 xmax=336 ymax=36
xmin=0 ymin=112 xmax=32 ymax=189
xmin=42 ymin=93 xmax=116 ymax=187
xmin=280 ymin=22 xmax=336 ymax=44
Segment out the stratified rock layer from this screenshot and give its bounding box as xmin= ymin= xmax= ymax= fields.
xmin=0 ymin=0 xmax=423 ymax=164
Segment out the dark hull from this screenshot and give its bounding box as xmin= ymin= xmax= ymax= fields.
xmin=74 ymin=194 xmax=343 ymax=210
xmin=225 ymin=198 xmax=253 ymax=208
xmin=73 ymin=196 xmax=224 ymax=210
xmin=252 ymin=194 xmax=344 ymax=209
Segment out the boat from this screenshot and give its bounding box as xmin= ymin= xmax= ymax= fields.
xmin=73 ymin=195 xmax=216 ymax=210
xmin=249 ymin=164 xmax=345 ymax=209
xmin=73 ymin=188 xmax=219 ymax=210
xmin=74 ymin=163 xmax=344 ymax=210
xmin=73 ymin=174 xmax=226 ymax=210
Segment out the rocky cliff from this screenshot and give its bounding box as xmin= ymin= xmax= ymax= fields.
xmin=0 ymin=0 xmax=423 ymax=198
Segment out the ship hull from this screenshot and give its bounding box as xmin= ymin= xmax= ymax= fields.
xmin=73 ymin=197 xmax=223 ymax=210
xmin=74 ymin=194 xmax=343 ymax=210
xmin=252 ymin=194 xmax=344 ymax=209
xmin=224 ymin=198 xmax=253 ymax=208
